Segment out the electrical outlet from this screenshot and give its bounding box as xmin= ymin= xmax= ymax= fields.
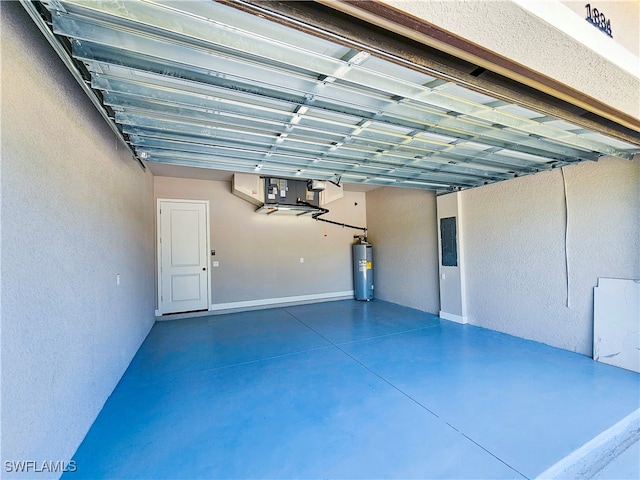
xmin=300 ymin=257 xmax=304 ymax=263
xmin=116 ymin=274 xmax=121 ymax=285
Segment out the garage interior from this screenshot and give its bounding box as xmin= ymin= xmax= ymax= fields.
xmin=1 ymin=0 xmax=639 ymax=479
xmin=70 ymin=301 xmax=639 ymax=479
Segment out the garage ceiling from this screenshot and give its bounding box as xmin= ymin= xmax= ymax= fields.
xmin=24 ymin=0 xmax=639 ymax=191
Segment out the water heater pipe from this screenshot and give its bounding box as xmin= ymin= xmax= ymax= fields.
xmin=299 ymin=201 xmax=368 ymax=234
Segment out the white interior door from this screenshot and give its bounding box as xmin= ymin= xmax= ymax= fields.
xmin=158 ymin=200 xmax=209 ymax=314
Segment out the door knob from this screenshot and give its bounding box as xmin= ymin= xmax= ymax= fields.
xmin=202 ymin=267 xmax=206 ymax=271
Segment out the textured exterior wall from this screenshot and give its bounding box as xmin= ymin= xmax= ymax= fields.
xmin=560 ymin=0 xmax=639 ymax=56
xmin=1 ymin=3 xmax=156 ymax=477
xmin=380 ymin=0 xmax=639 ymax=120
xmin=461 ymin=157 xmax=639 ymax=355
xmin=154 ymin=177 xmax=366 ymax=304
xmin=365 ymin=187 xmax=440 ymax=313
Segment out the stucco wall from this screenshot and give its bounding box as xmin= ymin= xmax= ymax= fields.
xmin=560 ymin=0 xmax=639 ymax=57
xmin=154 ymin=176 xmax=366 ymax=306
xmin=365 ymin=187 xmax=440 ymax=314
xmin=1 ymin=3 xmax=156 ymax=478
xmin=379 ymin=0 xmax=639 ymax=120
xmin=461 ymin=157 xmax=639 ymax=355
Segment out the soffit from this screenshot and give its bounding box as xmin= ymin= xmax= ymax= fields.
xmin=25 ymin=0 xmax=639 ymax=191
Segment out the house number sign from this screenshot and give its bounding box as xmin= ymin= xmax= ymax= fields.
xmin=585 ymin=4 xmax=613 ymax=37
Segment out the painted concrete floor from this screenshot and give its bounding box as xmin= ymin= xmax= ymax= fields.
xmin=67 ymin=300 xmax=640 ymax=479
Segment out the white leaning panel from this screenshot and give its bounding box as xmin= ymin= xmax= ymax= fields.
xmin=593 ymin=278 xmax=640 ymax=373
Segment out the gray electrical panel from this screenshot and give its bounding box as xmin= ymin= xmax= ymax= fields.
xmin=440 ymin=217 xmax=458 ymax=267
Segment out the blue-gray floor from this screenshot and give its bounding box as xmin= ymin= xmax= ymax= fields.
xmin=68 ymin=300 xmax=640 ymax=479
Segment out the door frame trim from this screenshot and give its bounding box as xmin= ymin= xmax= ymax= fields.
xmin=156 ymin=198 xmax=211 ymax=315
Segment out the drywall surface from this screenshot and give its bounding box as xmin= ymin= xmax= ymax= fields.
xmin=154 ymin=177 xmax=366 ymax=306
xmin=365 ymin=187 xmax=440 ymax=314
xmin=379 ymin=0 xmax=639 ymax=120
xmin=462 ymin=157 xmax=639 ymax=355
xmin=436 ymin=192 xmax=467 ymax=322
xmin=1 ymin=3 xmax=156 ymax=478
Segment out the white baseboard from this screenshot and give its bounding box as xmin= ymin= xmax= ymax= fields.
xmin=155 ymin=291 xmax=354 ymax=320
xmin=439 ymin=311 xmax=468 ymax=324
xmin=209 ymin=291 xmax=354 ymax=313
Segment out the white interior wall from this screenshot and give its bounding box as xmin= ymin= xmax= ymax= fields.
xmin=154 ymin=176 xmax=367 ymax=309
xmin=0 ymin=3 xmax=156 ymax=477
xmin=436 ymin=192 xmax=467 ymax=323
xmin=461 ymin=157 xmax=639 ymax=355
xmin=365 ymin=187 xmax=440 ymax=314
